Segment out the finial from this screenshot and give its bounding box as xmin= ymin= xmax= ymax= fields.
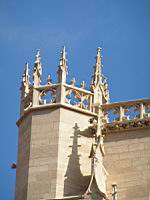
xmin=22 ymin=63 xmax=29 ymax=84
xmin=33 ymin=49 xmax=42 ymax=85
xmin=95 ymin=47 xmax=102 ymax=68
xmin=35 ymin=49 xmax=41 ymax=64
xmin=59 ymin=46 xmax=67 ymax=72
xmin=47 ymin=74 xmax=52 ymax=85
xmin=62 ymin=46 xmax=66 ymax=60
xmin=80 ymin=81 xmax=86 ymax=89
xmin=70 ymin=77 xmax=76 ymax=86
xmin=90 ymin=47 xmax=103 ymax=91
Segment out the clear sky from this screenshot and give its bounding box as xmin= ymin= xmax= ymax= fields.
xmin=0 ymin=0 xmax=150 ymax=199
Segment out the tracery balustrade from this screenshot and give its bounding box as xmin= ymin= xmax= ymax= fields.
xmin=38 ymin=86 xmax=57 ymax=105
xmin=102 ymin=99 xmax=150 ymax=132
xmin=64 ymin=83 xmax=93 ymax=111
xmin=20 ymin=48 xmax=150 ymax=134
xmin=21 ymin=74 xmax=150 ymax=134
xmin=28 ymin=82 xmax=94 ymax=112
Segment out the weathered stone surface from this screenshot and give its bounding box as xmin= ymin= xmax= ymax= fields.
xmin=15 ymin=114 xmax=32 ymax=200
xmin=104 ymin=128 xmax=150 ymax=200
xmin=15 ymin=107 xmax=95 ymax=200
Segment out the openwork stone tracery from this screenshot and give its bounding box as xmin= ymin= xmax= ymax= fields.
xmin=20 ymin=46 xmax=150 ymax=132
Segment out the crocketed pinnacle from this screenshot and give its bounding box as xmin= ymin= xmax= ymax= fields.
xmin=22 ymin=63 xmax=30 ymax=87
xmin=35 ymin=49 xmax=41 ymax=64
xmin=21 ymin=62 xmax=30 ymax=95
xmin=59 ymin=46 xmax=68 ymax=73
xmin=96 ymin=47 xmax=101 ymax=66
xmin=62 ymin=46 xmax=66 ymax=60
xmin=33 ymin=49 xmax=42 ymax=84
xmin=91 ymin=47 xmax=102 ymax=90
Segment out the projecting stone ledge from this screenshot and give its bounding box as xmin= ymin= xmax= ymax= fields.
xmin=47 ymin=195 xmax=83 ymax=200
xmin=47 ymin=194 xmax=104 ymax=200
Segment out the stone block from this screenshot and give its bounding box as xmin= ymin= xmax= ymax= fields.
xmin=129 ymin=143 xmax=144 ymax=151
xmin=104 ymin=128 xmax=150 ymax=200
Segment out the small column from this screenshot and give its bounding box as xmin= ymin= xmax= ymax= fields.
xmin=32 ymin=49 xmax=42 ymax=106
xmin=97 ymin=104 xmax=103 ymax=137
xmin=111 ymin=183 xmax=117 ymax=200
xmin=119 ymin=106 xmax=124 ymax=122
xmin=140 ymin=103 xmax=144 ymax=119
xmin=56 ymin=46 xmax=68 ymax=103
xmin=20 ymin=63 xmax=30 ymax=115
xmin=89 ymin=95 xmax=93 ymax=112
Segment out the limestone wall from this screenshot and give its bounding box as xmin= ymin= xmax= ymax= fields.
xmin=15 ymin=114 xmax=32 ymax=200
xmin=16 ymin=107 xmax=95 ymax=200
xmin=55 ymin=108 xmax=93 ymax=197
xmin=27 ymin=108 xmax=60 ymax=200
xmin=104 ymin=128 xmax=150 ymax=200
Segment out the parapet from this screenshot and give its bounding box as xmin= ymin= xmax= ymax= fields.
xmin=19 ymin=47 xmax=150 ymax=132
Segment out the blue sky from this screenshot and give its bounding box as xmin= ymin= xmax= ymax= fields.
xmin=0 ymin=0 xmax=150 ymax=199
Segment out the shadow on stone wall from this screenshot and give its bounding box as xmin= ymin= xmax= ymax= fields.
xmin=63 ymin=123 xmax=104 ymax=200
xmin=64 ymin=123 xmax=90 ymax=196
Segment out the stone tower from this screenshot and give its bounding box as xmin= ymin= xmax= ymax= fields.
xmin=15 ymin=47 xmax=150 ymax=200
xmin=15 ymin=47 xmax=109 ymax=200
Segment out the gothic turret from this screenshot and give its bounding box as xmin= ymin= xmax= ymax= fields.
xmin=16 ymin=47 xmax=109 ymax=200
xmin=15 ymin=46 xmax=150 ymax=200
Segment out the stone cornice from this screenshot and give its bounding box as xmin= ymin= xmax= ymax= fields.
xmin=16 ymin=102 xmax=97 ymax=127
xmin=47 ymin=195 xmax=84 ymax=200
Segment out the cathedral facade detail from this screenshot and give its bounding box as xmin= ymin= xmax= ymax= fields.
xmin=15 ymin=47 xmax=150 ymax=200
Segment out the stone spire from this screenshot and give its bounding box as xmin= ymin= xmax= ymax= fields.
xmin=21 ymin=63 xmax=30 ymax=97
xmin=33 ymin=49 xmax=42 ymax=86
xmin=90 ymin=47 xmax=109 ymax=106
xmin=90 ymin=47 xmax=103 ymax=107
xmin=91 ymin=47 xmax=102 ymax=91
xmin=57 ymin=46 xmax=68 ymax=83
